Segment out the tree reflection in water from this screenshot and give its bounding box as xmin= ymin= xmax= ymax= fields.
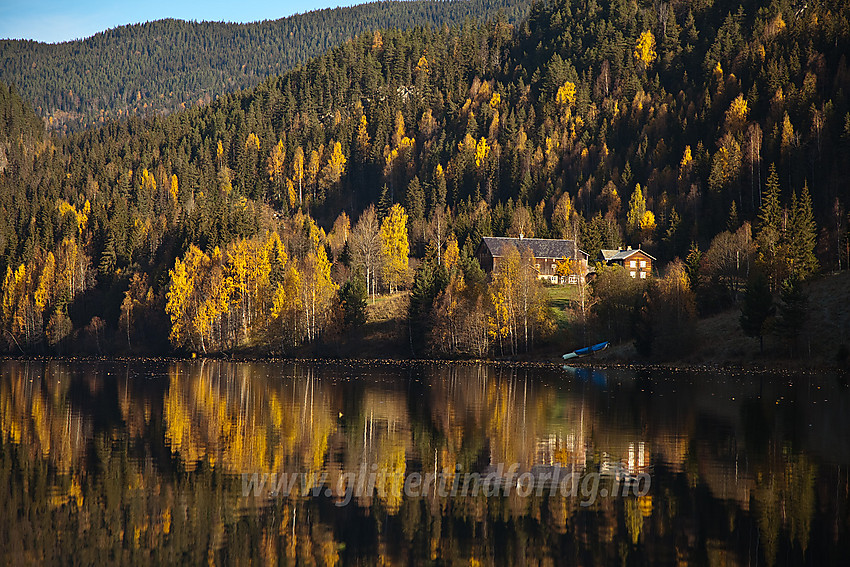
xmin=0 ymin=359 xmax=848 ymax=565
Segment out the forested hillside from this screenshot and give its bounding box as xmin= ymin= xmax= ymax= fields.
xmin=1 ymin=0 xmax=849 ymax=358
xmin=0 ymin=0 xmax=532 ymax=133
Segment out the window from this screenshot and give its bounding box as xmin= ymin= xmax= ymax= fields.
xmin=630 ymin=260 xmax=637 ymax=268
xmin=640 ymin=260 xmax=647 ymax=268
xmin=535 ymin=263 xmax=540 ymax=272
xmin=568 ymin=275 xmax=578 ymax=284
xmin=630 ymin=271 xmax=636 ymax=278
xmin=640 ymin=271 xmax=646 ymax=279
xmin=551 ymin=264 xmax=556 ymax=272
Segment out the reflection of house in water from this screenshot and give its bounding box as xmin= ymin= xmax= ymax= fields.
xmin=536 ymin=431 xmax=587 ymax=470
xmin=597 ymin=441 xmax=651 ymax=480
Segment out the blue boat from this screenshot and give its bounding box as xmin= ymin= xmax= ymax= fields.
xmin=562 ymin=341 xmax=609 ymax=360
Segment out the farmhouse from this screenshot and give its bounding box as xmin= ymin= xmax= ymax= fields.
xmin=598 ymin=247 xmax=655 ymax=279
xmin=475 ymin=236 xmax=590 ymax=284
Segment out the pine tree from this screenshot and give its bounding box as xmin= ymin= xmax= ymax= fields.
xmin=740 ymin=272 xmax=774 ymax=353
xmin=405 ymin=176 xmax=425 ymax=222
xmin=338 ymin=270 xmax=367 ymax=329
xmin=775 ymin=274 xmax=808 ymax=357
xmin=378 ymin=184 xmax=392 ymax=219
xmin=755 ymin=164 xmax=785 ymax=290
xmin=727 ymin=201 xmax=739 ymax=232
xmin=98 ymin=231 xmax=117 ymax=279
xmin=627 ymin=184 xmax=647 ymax=239
xmin=788 ymin=182 xmax=818 ymax=278
xmin=685 ymin=242 xmax=702 ymax=291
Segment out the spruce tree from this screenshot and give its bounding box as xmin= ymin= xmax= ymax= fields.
xmin=775 ymin=274 xmax=808 ymax=356
xmin=755 ymin=164 xmax=785 ymax=289
xmin=378 ymin=184 xmax=392 ymax=220
xmin=740 ymin=272 xmax=773 ymax=353
xmin=685 ymin=242 xmax=702 ymax=291
xmin=727 ymin=200 xmax=739 ymax=232
xmin=339 ymin=270 xmax=368 ymax=329
xmin=788 ymin=182 xmax=818 ymax=278
xmin=406 ymin=176 xmax=425 ymax=222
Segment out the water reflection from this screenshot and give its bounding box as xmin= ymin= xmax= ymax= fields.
xmin=1 ymin=359 xmax=849 ymax=565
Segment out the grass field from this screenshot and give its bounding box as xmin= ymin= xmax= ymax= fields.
xmin=545 ymin=284 xmax=580 ymax=309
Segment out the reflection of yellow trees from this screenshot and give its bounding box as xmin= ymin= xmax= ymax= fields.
xmin=0 ymin=362 xmax=87 ymax=473
xmin=162 ymin=362 xmax=341 ymax=477
xmin=625 ymin=497 xmax=643 ymax=544
xmin=1 ymin=360 xmax=846 ymax=565
xmin=754 ymin=449 xmax=818 ymax=566
xmin=755 ymin=474 xmax=780 ymax=567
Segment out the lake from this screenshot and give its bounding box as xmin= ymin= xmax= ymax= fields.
xmin=1 ymin=359 xmax=849 ymax=565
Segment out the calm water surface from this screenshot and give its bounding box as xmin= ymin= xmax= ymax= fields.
xmin=1 ymin=359 xmax=849 ymax=565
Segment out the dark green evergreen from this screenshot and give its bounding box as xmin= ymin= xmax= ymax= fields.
xmin=788 ymin=183 xmax=819 ymax=278
xmin=740 ymin=272 xmax=774 ymax=353
xmin=0 ymin=0 xmax=533 ymax=133
xmin=339 ymin=271 xmax=368 ymax=330
xmin=775 ymin=274 xmax=808 ymax=356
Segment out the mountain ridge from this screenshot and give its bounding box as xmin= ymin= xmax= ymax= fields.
xmin=0 ymin=0 xmax=533 ymax=133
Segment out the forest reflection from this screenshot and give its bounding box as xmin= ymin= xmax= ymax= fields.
xmin=1 ymin=359 xmax=849 ymax=565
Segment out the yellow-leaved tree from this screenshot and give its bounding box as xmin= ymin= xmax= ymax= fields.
xmin=320 ymin=140 xmax=347 ymax=192
xmin=627 ymin=184 xmax=649 ymax=239
xmin=300 ymin=243 xmax=337 ymax=342
xmin=489 ymin=245 xmax=520 ymax=354
xmin=555 ymin=81 xmax=576 ymax=107
xmin=267 ymin=139 xmax=287 ymax=200
xmin=634 ymin=30 xmax=657 ymax=68
xmin=725 ymin=94 xmax=749 ymax=134
xmin=475 ymin=137 xmax=490 ymax=168
xmin=443 ymin=233 xmax=459 ymax=272
xmin=292 ymin=146 xmax=305 ymax=205
xmin=166 ymin=245 xmax=209 ymax=350
xmin=379 ymin=204 xmax=410 ymax=294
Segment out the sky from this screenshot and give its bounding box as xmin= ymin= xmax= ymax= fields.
xmin=0 ymin=0 xmax=362 ymax=44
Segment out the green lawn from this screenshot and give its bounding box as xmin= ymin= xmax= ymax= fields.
xmin=546 ymin=284 xmax=580 ymax=310
xmin=545 ymin=284 xmax=581 ymax=331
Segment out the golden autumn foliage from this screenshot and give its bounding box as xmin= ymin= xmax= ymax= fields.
xmin=57 ymin=199 xmax=89 ymax=235
xmin=169 ymin=174 xmax=179 ymax=202
xmin=474 ymin=137 xmax=490 ymax=168
xmin=245 ymin=132 xmax=261 ymax=151
xmin=680 ymin=145 xmax=693 ymax=169
xmin=639 ymin=210 xmax=656 ymax=231
xmin=1 ymin=239 xmax=90 ymax=349
xmin=634 ymin=30 xmax=657 ymax=67
xmin=626 ymin=184 xmax=647 ymax=236
xmin=164 ymin=230 xmax=340 ymax=353
xmin=379 ymin=204 xmax=410 ymax=293
xmin=443 ymin=233 xmax=459 ymax=271
xmin=725 ymin=94 xmax=749 ymax=133
xmin=415 ymin=55 xmax=430 ymax=74
xmin=488 ymin=246 xmax=548 ymax=354
xmin=301 ymin=242 xmax=337 ymax=342
xmin=267 ymin=139 xmax=287 ymax=186
xmin=555 ymin=81 xmax=576 ymax=107
xmin=321 ymin=140 xmax=347 ymax=188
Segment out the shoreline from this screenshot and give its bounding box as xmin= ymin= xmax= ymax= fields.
xmin=1 ymin=353 xmax=846 ymax=375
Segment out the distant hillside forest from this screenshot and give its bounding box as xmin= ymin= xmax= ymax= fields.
xmin=0 ymin=0 xmax=849 ymax=358
xmin=0 ymin=0 xmax=532 ymax=133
